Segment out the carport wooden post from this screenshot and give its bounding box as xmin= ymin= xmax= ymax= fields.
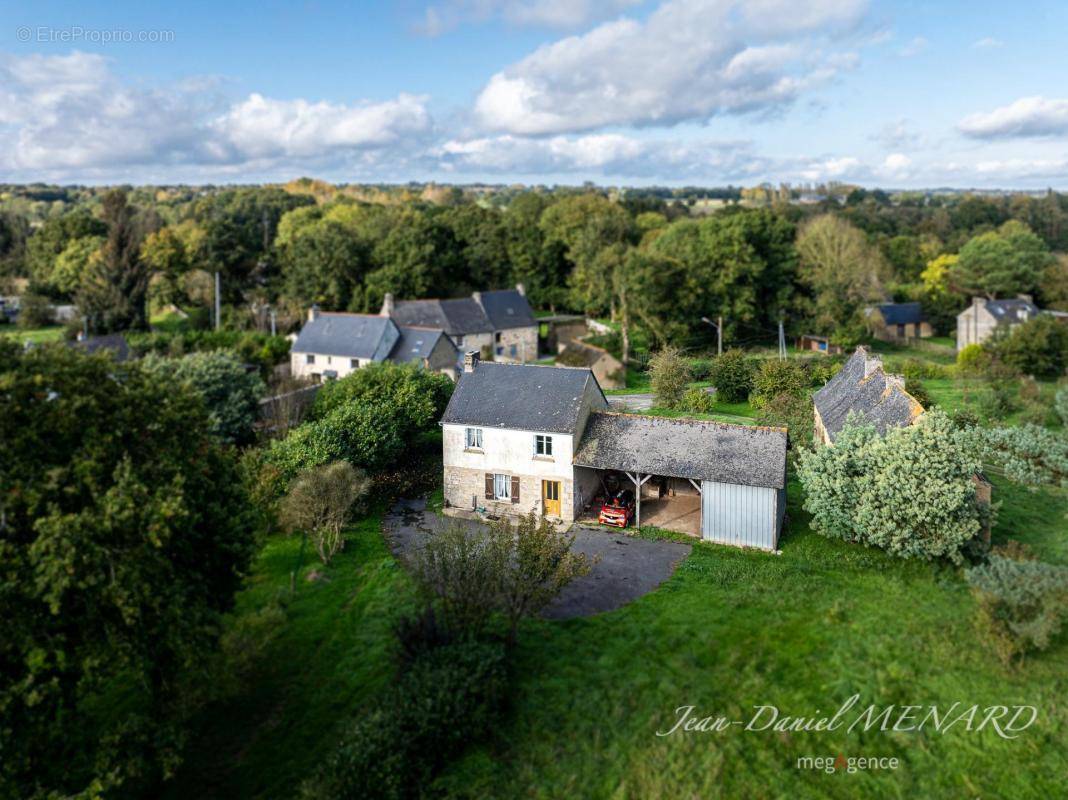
xmin=626 ymin=471 xmax=652 ymax=529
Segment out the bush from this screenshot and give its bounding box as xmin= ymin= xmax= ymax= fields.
xmin=750 ymin=359 xmax=808 ymax=410
xmin=680 ymin=386 xmax=716 ymax=414
xmin=989 ymin=314 xmax=1068 ymax=378
xmin=798 ymin=410 xmax=990 ymax=564
xmin=708 ymin=348 xmax=754 ymax=403
xmin=899 ymin=356 xmax=948 ymax=381
xmin=301 ymin=640 xmax=508 ymax=800
xmin=957 ymin=343 xmax=990 ymax=376
xmin=979 ymin=424 xmax=1068 ymax=488
xmin=689 ymin=357 xmax=713 ymax=382
xmin=126 ymin=329 xmax=291 ymax=377
xmin=16 ymin=293 xmax=54 ymax=328
xmin=280 ymin=461 xmax=370 ymax=566
xmin=756 ymin=393 xmax=814 ymax=465
xmin=1057 ymin=383 xmax=1068 ymax=426
xmin=1018 ymin=401 xmax=1053 ymax=427
xmin=976 ymin=380 xmax=1018 ymax=420
xmin=904 ymin=376 xmax=931 ymax=409
xmin=311 ymin=361 xmax=453 ymax=432
xmin=648 ymin=346 xmax=690 ymax=409
xmin=966 ymin=555 xmax=1068 ymax=665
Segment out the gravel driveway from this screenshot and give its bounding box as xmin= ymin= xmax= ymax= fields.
xmin=383 ymin=498 xmax=691 ymax=619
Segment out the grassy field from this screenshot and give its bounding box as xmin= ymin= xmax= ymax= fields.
xmin=163 ymin=508 xmax=416 ymax=799
xmin=0 ymin=324 xmax=65 ymax=344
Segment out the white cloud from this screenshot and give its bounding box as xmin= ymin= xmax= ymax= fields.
xmin=971 ymin=37 xmax=1003 ymax=49
xmin=0 ymin=51 xmax=433 ymax=179
xmin=871 ymin=118 xmax=923 ymax=150
xmin=898 ymin=36 xmax=927 ymax=57
xmin=415 ymin=0 xmax=641 ymax=36
xmin=881 ymin=152 xmax=911 ymax=172
xmin=473 ymin=0 xmax=869 ymax=135
xmin=958 ymin=96 xmax=1068 ymax=139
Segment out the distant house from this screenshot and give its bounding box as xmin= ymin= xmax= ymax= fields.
xmin=956 ymin=295 xmax=1041 ymax=350
xmin=290 ymin=307 xmax=459 ymax=381
xmin=796 ymin=334 xmax=843 ymax=355
xmin=555 ymin=341 xmax=625 ymax=389
xmin=70 ymin=333 xmax=131 ymax=362
xmin=812 ymin=346 xmax=924 ymax=446
xmin=864 ymin=302 xmax=932 ymax=342
xmin=440 ymin=353 xmax=788 ymax=550
xmin=381 ymin=284 xmax=537 ymax=363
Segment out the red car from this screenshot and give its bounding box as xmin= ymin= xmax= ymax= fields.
xmin=599 ymin=489 xmax=635 ymax=528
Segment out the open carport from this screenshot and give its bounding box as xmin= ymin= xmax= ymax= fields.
xmin=573 ymin=412 xmax=789 ymax=550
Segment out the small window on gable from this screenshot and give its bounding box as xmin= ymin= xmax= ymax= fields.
xmin=306 ymin=354 xmax=315 ymax=365
xmin=535 ymin=434 xmax=553 ymax=457
xmin=351 ymin=359 xmax=359 ymax=368
xmin=466 ymin=427 xmax=483 ymax=449
xmin=495 ymin=332 xmax=502 ymax=343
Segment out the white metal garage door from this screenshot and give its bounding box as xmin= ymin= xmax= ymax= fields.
xmin=701 ymin=480 xmax=777 ymax=550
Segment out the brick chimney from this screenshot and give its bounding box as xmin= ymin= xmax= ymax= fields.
xmin=308 ymin=304 xmax=321 ymax=321
xmin=1017 ymin=293 xmax=1034 ymax=304
xmin=463 ymin=350 xmax=480 ymax=373
xmin=380 ymin=292 xmax=395 ymax=317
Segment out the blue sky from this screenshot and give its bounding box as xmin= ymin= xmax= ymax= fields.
xmin=3 ymin=0 xmax=1068 ymax=187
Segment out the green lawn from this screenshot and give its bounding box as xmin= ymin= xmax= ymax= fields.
xmin=438 ymin=477 xmax=1068 ymax=799
xmin=1 ymin=324 xmax=65 ymax=344
xmin=163 ymin=508 xmax=415 ymax=799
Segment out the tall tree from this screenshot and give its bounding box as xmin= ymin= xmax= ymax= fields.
xmin=949 ymin=221 xmax=1053 ymax=299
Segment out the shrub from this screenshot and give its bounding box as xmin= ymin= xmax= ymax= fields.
xmin=142 ymin=350 xmax=266 ymax=446
xmin=301 ymin=641 xmax=508 ymax=800
xmin=798 ymin=410 xmax=990 ymax=564
xmin=680 ymin=386 xmax=716 ymax=414
xmin=280 ymin=461 xmax=370 ymax=566
xmin=311 ymin=361 xmax=453 ymax=432
xmin=708 ymin=348 xmax=754 ymax=403
xmin=979 ymin=424 xmax=1068 ymax=488
xmin=904 ymin=376 xmax=931 ymax=409
xmin=750 ymin=359 xmax=808 ymax=410
xmin=756 ymin=392 xmax=814 ymax=465
xmin=16 ymin=293 xmax=54 ymax=328
xmin=648 ymin=346 xmax=690 ymax=409
xmin=956 ymin=343 xmax=990 ymax=376
xmin=1057 ymin=383 xmax=1068 ymax=426
xmin=1018 ymin=401 xmax=1052 ymax=427
xmin=900 ymin=356 xmax=948 ymax=381
xmin=689 ymin=357 xmax=713 ymax=382
xmin=976 ymin=380 xmax=1017 ymax=420
xmin=966 ymin=555 xmax=1068 ymax=665
xmin=989 ymin=314 xmax=1068 ymax=378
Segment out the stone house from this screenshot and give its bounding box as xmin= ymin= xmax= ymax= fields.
xmin=956 ymin=295 xmax=1040 ymax=350
xmin=381 ymin=284 xmax=538 ymax=363
xmin=290 ymin=307 xmax=459 ymax=381
xmin=812 ymin=347 xmax=924 ymax=446
xmin=864 ymin=302 xmax=933 ymax=342
xmin=440 ymin=353 xmax=788 ymax=551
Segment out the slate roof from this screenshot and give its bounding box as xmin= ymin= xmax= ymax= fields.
xmin=72 ymin=334 xmax=130 ymax=362
xmin=812 ymin=347 xmax=924 ymax=443
xmin=391 ymin=298 xmax=491 ymax=335
xmin=573 ymin=412 xmax=787 ymax=490
xmin=291 ymin=314 xmax=396 ymax=360
xmin=440 ymin=362 xmax=605 ymax=434
xmin=388 ymin=326 xmax=453 ymax=365
xmin=984 ymin=298 xmax=1040 ymax=322
xmin=476 ymin=289 xmax=535 ymax=330
xmin=871 ymin=302 xmax=923 ymax=325
xmin=390 ymin=289 xmax=535 ymax=335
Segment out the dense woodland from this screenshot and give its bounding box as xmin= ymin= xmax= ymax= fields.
xmin=2 ymin=180 xmax=1068 ymax=352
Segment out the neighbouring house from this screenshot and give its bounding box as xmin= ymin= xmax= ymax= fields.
xmin=70 ymin=333 xmax=131 ymax=362
xmin=290 ymin=306 xmax=459 ymax=381
xmin=812 ymin=346 xmax=924 ymax=446
xmin=956 ymin=295 xmax=1041 ymax=350
xmin=381 ymin=284 xmax=538 ymax=363
xmin=440 ymin=353 xmax=788 ymax=551
xmin=864 ymin=302 xmax=933 ymax=342
xmin=796 ymin=334 xmax=843 ymax=355
xmin=537 ymin=314 xmax=589 ymax=354
xmin=555 ymin=341 xmax=625 ymax=389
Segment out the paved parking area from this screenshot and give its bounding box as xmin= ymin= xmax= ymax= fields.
xmin=382 ymin=499 xmax=692 ymax=619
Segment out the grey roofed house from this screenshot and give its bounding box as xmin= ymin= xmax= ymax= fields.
xmin=574 ymin=412 xmax=787 ymax=489
xmin=390 ymin=297 xmax=493 ymax=335
xmin=474 ymin=289 xmax=536 ymax=330
xmin=984 ymin=297 xmax=1040 ymax=321
xmin=440 ymin=361 xmax=605 ymax=433
xmin=869 ymin=302 xmax=923 ymax=325
xmin=291 ymin=313 xmax=397 ymax=361
xmin=71 ymin=333 xmax=131 ymax=362
xmin=812 ymin=346 xmax=924 ymax=444
xmin=388 ymin=326 xmax=453 ymax=364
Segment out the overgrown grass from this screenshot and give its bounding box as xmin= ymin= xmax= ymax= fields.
xmin=438 ymin=478 xmax=1068 ymax=799
xmin=1 ymin=324 xmax=64 ymax=344
xmin=163 ymin=508 xmax=415 ymax=800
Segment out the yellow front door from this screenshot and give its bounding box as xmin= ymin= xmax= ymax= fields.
xmin=542 ymin=480 xmax=561 ymax=517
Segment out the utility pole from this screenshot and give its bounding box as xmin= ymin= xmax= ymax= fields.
xmin=214 ymin=271 xmax=221 ymax=331
xmin=269 ymin=308 xmax=277 ymax=337
xmin=778 ymin=318 xmax=786 ymax=361
xmin=701 ymin=316 xmax=723 ymax=355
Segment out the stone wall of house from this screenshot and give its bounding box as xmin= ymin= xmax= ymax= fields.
xmin=813 ymin=406 xmax=831 ymax=446
xmin=290 ymin=351 xmax=370 ymax=381
xmin=444 ymin=465 xmax=576 ymax=521
xmin=957 ymin=304 xmax=998 ymax=350
xmin=453 ymin=332 xmax=494 ymax=358
xmin=493 ymin=326 xmax=538 ymax=362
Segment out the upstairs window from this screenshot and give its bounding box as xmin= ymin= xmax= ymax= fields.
xmin=306 ymin=354 xmax=315 ymax=365
xmin=465 ymin=427 xmax=483 ymax=449
xmin=351 ymin=359 xmax=359 ymax=368
xmin=534 ymin=434 xmax=553 ymax=457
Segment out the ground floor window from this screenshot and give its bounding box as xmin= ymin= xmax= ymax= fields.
xmin=493 ymin=473 xmax=511 ymax=500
